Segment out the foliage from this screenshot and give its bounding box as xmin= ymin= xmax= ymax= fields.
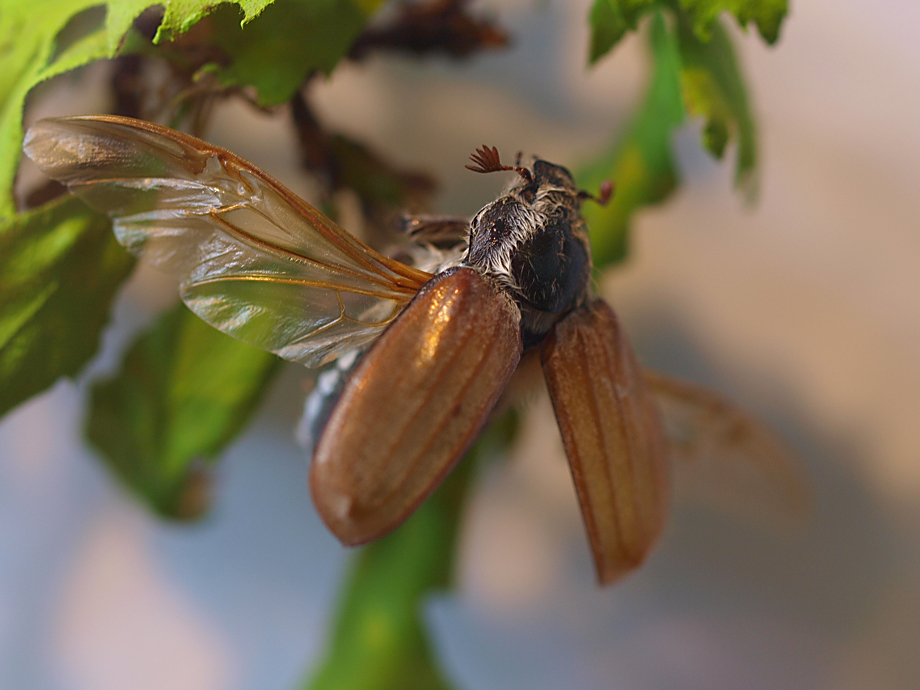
xmin=588 ymin=0 xmax=658 ymax=64
xmin=205 ymin=0 xmax=383 ymax=106
xmin=0 ymin=0 xmax=787 ymax=687
xmin=86 ymin=303 xmax=279 ymax=518
xmin=303 ymin=411 xmax=517 ymax=690
xmin=674 ymin=0 xmax=787 ymax=44
xmin=0 ymin=0 xmax=270 ymax=217
xmin=581 ymin=12 xmax=685 ymax=268
xmin=0 ymin=195 xmax=133 ymax=416
xmin=676 ymin=10 xmax=757 ymax=195
xmin=582 ymin=3 xmax=765 ymax=265
xmin=588 ymin=0 xmax=786 ymax=64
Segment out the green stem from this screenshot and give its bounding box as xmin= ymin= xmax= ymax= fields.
xmin=301 ymin=411 xmax=518 ymax=690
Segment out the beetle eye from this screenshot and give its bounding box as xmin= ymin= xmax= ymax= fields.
xmin=520 ymin=188 xmax=536 ymax=204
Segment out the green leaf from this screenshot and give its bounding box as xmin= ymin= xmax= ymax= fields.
xmin=105 ymin=0 xmax=276 ymax=50
xmin=303 ymin=412 xmax=518 ymax=690
xmin=85 ymin=303 xmax=280 ymax=519
xmin=580 ymin=12 xmax=684 ymax=268
xmin=675 ymin=0 xmax=788 ymax=44
xmin=0 ymin=195 xmax=134 ymax=418
xmin=0 ymin=0 xmax=276 ymax=218
xmin=588 ymin=0 xmax=659 ymax=63
xmin=206 ymin=0 xmax=386 ymax=106
xmin=587 ymin=0 xmax=788 ymax=65
xmin=676 ymin=13 xmax=757 ymax=196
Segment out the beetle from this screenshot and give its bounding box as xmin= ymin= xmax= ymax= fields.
xmin=24 ymin=115 xmax=785 ymax=585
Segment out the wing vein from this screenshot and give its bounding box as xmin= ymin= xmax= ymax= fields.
xmin=206 ymin=209 xmax=414 ymax=293
xmin=187 ymin=274 xmax=411 ymax=302
xmin=23 ymin=115 xmax=434 ymax=367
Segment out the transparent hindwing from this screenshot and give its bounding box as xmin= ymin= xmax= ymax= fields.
xmin=23 ymin=115 xmax=433 ymax=366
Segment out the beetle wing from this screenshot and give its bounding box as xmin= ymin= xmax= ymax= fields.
xmin=311 ymin=267 xmax=522 ymax=545
xmin=23 ymin=115 xmax=432 ymax=366
xmin=541 ymin=299 xmax=670 ymax=585
xmin=644 ymin=371 xmax=809 ymax=524
xmin=402 ymin=214 xmax=470 ymax=248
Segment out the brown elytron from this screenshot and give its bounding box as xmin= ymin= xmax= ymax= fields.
xmin=311 ymin=268 xmax=522 ymax=545
xmin=543 ymin=301 xmax=669 ymax=583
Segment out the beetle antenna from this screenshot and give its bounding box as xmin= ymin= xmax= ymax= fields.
xmin=466 ymin=145 xmax=532 ymax=183
xmin=578 ymin=180 xmax=614 ymax=206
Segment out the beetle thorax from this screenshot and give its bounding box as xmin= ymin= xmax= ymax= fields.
xmin=462 ymin=160 xmax=593 ymax=345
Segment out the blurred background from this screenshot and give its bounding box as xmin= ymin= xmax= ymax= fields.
xmin=2 ymin=0 xmax=919 ymax=688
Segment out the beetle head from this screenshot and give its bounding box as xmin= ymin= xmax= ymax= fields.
xmin=462 ymin=147 xmax=594 ymax=342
